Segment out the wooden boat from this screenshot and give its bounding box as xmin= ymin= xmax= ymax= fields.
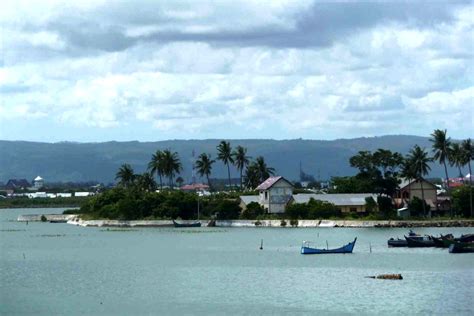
xmin=49 ymin=220 xmax=68 ymax=223
xmin=387 ymin=230 xmax=419 ymax=247
xmin=301 ymin=238 xmax=357 ymax=254
xmin=405 ymin=235 xmax=435 ymax=247
xmin=387 ymin=238 xmax=407 ymax=247
xmin=449 ymin=242 xmax=474 ymax=253
xmin=172 ymin=220 xmax=201 ymax=228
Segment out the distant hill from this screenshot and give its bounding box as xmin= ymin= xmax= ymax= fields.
xmin=0 ymin=136 xmax=461 ymax=184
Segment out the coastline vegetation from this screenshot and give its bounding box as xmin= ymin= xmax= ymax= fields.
xmin=0 ymin=196 xmax=90 ymax=209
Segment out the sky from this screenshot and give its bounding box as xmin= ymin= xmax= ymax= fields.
xmin=0 ymin=0 xmax=473 ymax=142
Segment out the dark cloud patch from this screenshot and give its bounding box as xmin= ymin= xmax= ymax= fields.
xmin=36 ymin=1 xmax=467 ymax=54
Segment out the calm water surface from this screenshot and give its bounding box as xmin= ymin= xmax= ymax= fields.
xmin=1 ymin=208 xmax=473 ymax=315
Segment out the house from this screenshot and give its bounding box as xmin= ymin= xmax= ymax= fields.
xmin=5 ymin=179 xmax=30 ymax=190
xmin=33 ymin=176 xmax=44 ymax=189
xmin=255 ymin=176 xmax=293 ymax=213
xmin=290 ymin=193 xmax=378 ymax=214
xmin=395 ymin=178 xmax=438 ymax=209
xmin=239 ymin=195 xmax=260 ymax=211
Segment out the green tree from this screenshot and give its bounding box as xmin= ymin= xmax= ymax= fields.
xmin=135 ymin=172 xmax=157 ymax=192
xmin=115 ymin=164 xmax=135 ymax=188
xmin=244 ymin=163 xmax=261 ymax=190
xmin=255 ymin=156 xmax=275 ymax=182
xmin=195 ymin=153 xmax=215 ymax=188
xmin=408 ymin=145 xmax=432 ymax=217
xmin=240 ymin=201 xmax=264 ymax=219
xmin=449 ymin=142 xmax=465 ymax=179
xmin=461 ymin=139 xmax=473 ymax=217
xmin=148 ymin=150 xmax=165 ymax=190
xmin=452 ymin=186 xmax=474 ymax=217
xmin=232 ymin=145 xmax=250 ymax=190
xmin=400 ymin=156 xmax=417 ymax=205
xmin=161 ymin=149 xmax=182 ymax=188
xmin=408 ymin=196 xmax=431 ymax=217
xmin=217 ymin=141 xmax=234 ymax=190
xmin=430 ymin=129 xmax=451 ymax=214
xmin=175 ymin=176 xmax=184 ymax=188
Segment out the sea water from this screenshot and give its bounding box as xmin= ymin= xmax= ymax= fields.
xmin=1 ymin=208 xmax=473 ymax=315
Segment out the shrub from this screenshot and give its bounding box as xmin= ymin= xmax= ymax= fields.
xmin=290 ymin=219 xmax=298 ymax=227
xmin=40 ymin=215 xmax=47 ymax=222
xmin=280 ymin=219 xmax=287 ymax=227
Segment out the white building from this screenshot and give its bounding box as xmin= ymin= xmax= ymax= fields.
xmin=33 ymin=176 xmax=44 ymax=189
xmin=255 ymin=176 xmax=293 ymax=213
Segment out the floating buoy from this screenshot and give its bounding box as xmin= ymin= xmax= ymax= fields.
xmin=260 ymin=239 xmax=263 ymax=250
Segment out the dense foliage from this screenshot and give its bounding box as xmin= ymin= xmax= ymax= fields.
xmin=452 ymin=186 xmax=474 ymax=217
xmin=285 ymin=198 xmax=341 ymax=219
xmin=0 ymin=196 xmax=89 ymax=208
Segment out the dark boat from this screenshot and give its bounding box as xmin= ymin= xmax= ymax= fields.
xmin=405 ymin=235 xmax=435 ymax=247
xmin=49 ymin=220 xmax=68 ymax=223
xmin=301 ymin=238 xmax=357 ymax=254
xmin=449 ymin=242 xmax=474 ymax=253
xmin=459 ymin=234 xmax=474 ymax=242
xmin=388 ymin=238 xmax=407 ymax=247
xmin=172 ymin=220 xmax=201 ymax=228
xmin=387 ymin=230 xmax=419 ymax=247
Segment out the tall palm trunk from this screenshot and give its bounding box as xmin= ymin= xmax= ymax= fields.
xmin=206 ymin=175 xmax=211 ymax=190
xmin=227 ymin=164 xmax=231 ymax=190
xmin=159 ymin=175 xmax=163 ymax=190
xmin=240 ymin=168 xmax=243 ymax=191
xmin=443 ymin=160 xmax=451 ymax=217
xmin=469 ymin=162 xmax=473 ymax=217
xmin=420 ymin=179 xmax=427 ymax=217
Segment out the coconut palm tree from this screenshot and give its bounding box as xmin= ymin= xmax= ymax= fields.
xmin=148 ymin=150 xmax=165 ymax=190
xmin=430 ymin=129 xmax=452 ymax=216
xmin=244 ymin=162 xmax=261 ymax=190
xmin=430 ymin=129 xmax=451 ymax=188
xmin=400 ymin=156 xmax=417 ymax=205
xmin=136 ymin=172 xmax=157 ymax=192
xmin=461 ymin=138 xmax=473 ymax=217
xmin=195 ymin=153 xmax=215 ymax=188
xmin=255 ymin=156 xmax=275 ymax=182
xmin=449 ymin=142 xmax=465 ymax=180
xmin=408 ymin=145 xmax=432 ymax=217
xmin=217 ymin=141 xmax=234 ymax=190
xmin=175 ymin=176 xmax=184 ymax=188
xmin=115 ymin=164 xmax=135 ymax=188
xmin=232 ymin=145 xmax=250 ymax=190
xmin=161 ymin=149 xmax=182 ymax=188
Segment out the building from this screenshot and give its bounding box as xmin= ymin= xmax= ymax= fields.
xmin=239 ymin=195 xmax=260 ymax=211
xmin=290 ymin=193 xmax=377 ymax=214
xmin=33 ymin=176 xmax=44 ymax=189
xmin=395 ymin=178 xmax=438 ymax=208
xmin=5 ymin=179 xmax=30 ymax=190
xmin=255 ymin=176 xmax=293 ymax=213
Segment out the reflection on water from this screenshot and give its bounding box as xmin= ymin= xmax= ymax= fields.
xmin=1 ymin=208 xmax=473 ymax=315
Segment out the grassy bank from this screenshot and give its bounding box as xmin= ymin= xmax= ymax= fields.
xmin=0 ymin=197 xmax=90 ymax=209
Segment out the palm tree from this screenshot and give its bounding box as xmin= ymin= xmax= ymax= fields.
xmin=148 ymin=150 xmax=165 ymax=190
xmin=400 ymin=156 xmax=417 ymax=205
xmin=175 ymin=176 xmax=184 ymax=188
xmin=244 ymin=162 xmax=261 ymax=190
xmin=449 ymin=142 xmax=465 ymax=180
xmin=195 ymin=153 xmax=215 ymax=188
xmin=115 ymin=164 xmax=135 ymax=187
xmin=217 ymin=141 xmax=234 ymax=190
xmin=232 ymin=145 xmax=250 ymax=190
xmin=430 ymin=129 xmax=452 ymax=216
xmin=255 ymin=156 xmax=275 ymax=182
xmin=461 ymin=139 xmax=473 ymax=217
xmin=430 ymin=129 xmax=451 ymax=187
xmin=136 ymin=172 xmax=157 ymax=192
xmin=408 ymin=145 xmax=432 ymax=217
xmin=161 ymin=149 xmax=182 ymax=188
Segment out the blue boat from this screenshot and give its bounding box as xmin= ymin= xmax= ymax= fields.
xmin=301 ymin=238 xmax=357 ymax=255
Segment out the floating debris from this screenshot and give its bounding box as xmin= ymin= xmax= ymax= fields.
xmin=366 ymin=274 xmax=403 ymax=280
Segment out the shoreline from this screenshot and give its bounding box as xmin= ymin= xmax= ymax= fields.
xmin=17 ymin=215 xmax=474 ymax=228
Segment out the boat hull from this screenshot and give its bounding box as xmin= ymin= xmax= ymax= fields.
xmin=301 ymin=238 xmax=357 ymax=254
xmin=405 ymin=236 xmax=435 ymax=248
xmin=449 ymin=243 xmax=474 ymax=253
xmin=173 ymin=220 xmax=201 ymax=228
xmin=388 ymin=238 xmax=407 ymax=247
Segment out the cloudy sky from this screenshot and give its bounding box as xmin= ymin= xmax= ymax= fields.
xmin=0 ymin=0 xmax=472 ymax=142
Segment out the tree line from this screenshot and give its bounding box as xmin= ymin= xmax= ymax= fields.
xmin=115 ymin=141 xmax=276 ymax=191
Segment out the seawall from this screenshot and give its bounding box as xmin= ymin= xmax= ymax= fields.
xmin=58 ymin=218 xmax=474 ymax=228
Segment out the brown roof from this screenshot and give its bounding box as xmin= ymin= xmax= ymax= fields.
xmin=256 ymin=176 xmax=293 ymax=190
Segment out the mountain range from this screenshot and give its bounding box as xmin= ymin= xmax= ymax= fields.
xmin=0 ymin=135 xmax=462 ymax=184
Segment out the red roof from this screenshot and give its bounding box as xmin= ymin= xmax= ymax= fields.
xmin=256 ymin=176 xmax=292 ymax=190
xmin=180 ymin=183 xmax=209 ymax=191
